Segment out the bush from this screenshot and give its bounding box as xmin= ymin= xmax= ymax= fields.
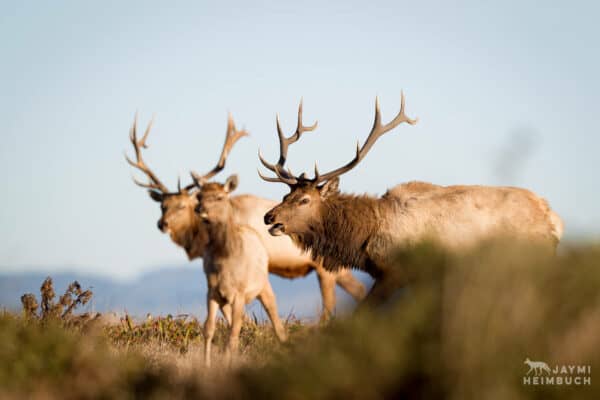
xmin=229 ymin=241 xmax=600 ymax=400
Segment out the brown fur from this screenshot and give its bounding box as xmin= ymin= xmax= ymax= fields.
xmin=292 ymin=194 xmax=382 ymax=275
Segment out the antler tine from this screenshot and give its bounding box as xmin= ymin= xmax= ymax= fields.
xmin=176 ymin=176 xmax=196 ymax=192
xmin=131 ymin=175 xmax=165 ymax=191
xmin=139 ymin=113 xmax=154 ymax=148
xmin=275 ymin=164 xmax=299 ymax=185
xmin=125 ymin=114 xmax=170 ymax=193
xmin=313 ymin=162 xmax=320 ymax=181
xmin=191 ymin=114 xmax=249 ymax=184
xmin=258 ymin=148 xmax=276 ymax=170
xmin=257 ymin=169 xmax=290 ymax=183
xmin=314 ymin=93 xmax=418 ymax=183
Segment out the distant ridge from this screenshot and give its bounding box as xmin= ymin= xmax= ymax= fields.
xmin=0 ymin=266 xmax=368 ymax=318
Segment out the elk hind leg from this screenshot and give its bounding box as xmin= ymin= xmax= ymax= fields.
xmin=358 ymin=274 xmax=400 ymax=310
xmin=335 ymin=269 xmax=367 ymax=302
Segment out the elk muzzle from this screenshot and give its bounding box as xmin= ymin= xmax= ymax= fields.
xmin=195 ymin=204 xmax=210 ymax=223
xmin=264 ymin=211 xmax=275 ymax=225
xmin=264 ymin=210 xmax=285 ymax=236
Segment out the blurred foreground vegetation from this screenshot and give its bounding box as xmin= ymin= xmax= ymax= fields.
xmin=1 ymin=240 xmax=599 ymax=399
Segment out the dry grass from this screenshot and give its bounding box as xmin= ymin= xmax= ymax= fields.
xmin=105 ymin=312 xmax=308 ymax=372
xmin=1 ymin=240 xmax=599 ymax=399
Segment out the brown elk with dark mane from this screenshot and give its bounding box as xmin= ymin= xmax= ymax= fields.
xmin=259 ymin=94 xmax=564 ymax=305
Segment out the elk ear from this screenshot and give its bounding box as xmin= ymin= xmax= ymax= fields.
xmin=319 ymin=177 xmax=340 ymax=198
xmin=224 ymin=174 xmax=239 ymax=193
xmin=148 ymin=190 xmax=163 ymax=202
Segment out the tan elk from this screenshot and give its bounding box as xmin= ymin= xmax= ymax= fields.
xmin=259 ymin=94 xmax=564 ymax=305
xmin=125 ymin=113 xmax=365 ymax=318
xmin=194 ymin=178 xmax=287 ymax=366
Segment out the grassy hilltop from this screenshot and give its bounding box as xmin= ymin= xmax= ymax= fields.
xmin=1 ymin=240 xmax=599 ymax=400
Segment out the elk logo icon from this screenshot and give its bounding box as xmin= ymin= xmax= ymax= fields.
xmin=524 ymin=358 xmax=552 ymax=376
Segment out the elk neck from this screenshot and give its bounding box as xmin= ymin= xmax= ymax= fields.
xmin=204 ymin=213 xmax=239 ymax=258
xmin=295 ymin=192 xmax=382 ymax=272
xmin=170 ymin=215 xmax=205 ymax=259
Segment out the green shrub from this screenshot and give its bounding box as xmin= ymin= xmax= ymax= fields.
xmin=229 ymin=241 xmax=600 ymax=400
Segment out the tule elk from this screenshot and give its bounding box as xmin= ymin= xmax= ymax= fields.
xmin=259 ymin=94 xmax=564 ymax=306
xmin=194 ymin=176 xmax=287 ymax=367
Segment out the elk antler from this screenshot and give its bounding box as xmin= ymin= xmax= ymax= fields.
xmin=125 ymin=113 xmax=170 ymax=193
xmin=312 ymin=92 xmax=418 ymax=184
xmin=257 ymin=99 xmax=318 ymax=185
xmin=258 ymin=93 xmax=417 ymax=186
xmin=191 ymin=114 xmax=249 ymax=186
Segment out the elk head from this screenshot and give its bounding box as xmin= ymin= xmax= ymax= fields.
xmin=125 ymin=113 xmax=247 ymax=258
xmin=194 ymin=176 xmax=239 ymax=226
xmin=260 ymin=94 xmax=418 ymax=237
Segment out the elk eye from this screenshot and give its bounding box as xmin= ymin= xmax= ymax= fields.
xmin=299 ymin=197 xmax=310 ymax=205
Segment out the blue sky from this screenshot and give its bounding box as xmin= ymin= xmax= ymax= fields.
xmin=1 ymin=1 xmax=598 ymax=280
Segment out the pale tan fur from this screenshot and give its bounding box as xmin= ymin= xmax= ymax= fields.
xmin=198 ymin=181 xmax=287 ymax=367
xmin=375 ymin=182 xmax=563 ymax=257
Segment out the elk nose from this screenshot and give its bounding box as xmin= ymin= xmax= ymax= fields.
xmin=264 ymin=211 xmax=274 ymax=225
xmin=157 ymin=220 xmax=167 ymax=231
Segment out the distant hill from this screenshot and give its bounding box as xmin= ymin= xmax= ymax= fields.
xmin=0 ymin=265 xmax=371 ymax=319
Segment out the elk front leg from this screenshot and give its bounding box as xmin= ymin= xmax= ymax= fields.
xmin=335 ymin=269 xmax=367 ymax=302
xmin=203 ymin=296 xmax=219 ymax=367
xmin=225 ymin=295 xmax=244 ymax=366
xmin=258 ymin=281 xmax=288 ymax=342
xmin=315 ymin=263 xmax=336 ymax=321
xmin=220 ymin=303 xmax=232 ymax=326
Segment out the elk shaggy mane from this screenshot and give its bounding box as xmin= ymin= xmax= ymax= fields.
xmin=290 ymin=192 xmax=386 ymax=276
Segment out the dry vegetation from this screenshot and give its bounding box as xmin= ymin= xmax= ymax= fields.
xmin=1 ymin=240 xmax=599 ymax=399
